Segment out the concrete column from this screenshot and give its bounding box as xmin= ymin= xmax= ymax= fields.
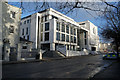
xmin=50 ymin=43 xmax=55 ymax=51
xmin=17 ymin=43 xmax=22 ymax=61
xmin=4 ymin=43 xmax=10 ymax=61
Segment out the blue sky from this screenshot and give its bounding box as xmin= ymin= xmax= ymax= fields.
xmin=8 ymin=2 xmax=108 ymax=43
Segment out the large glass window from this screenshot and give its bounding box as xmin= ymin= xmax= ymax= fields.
xmin=71 ymin=36 xmax=73 ymax=43
xmin=66 ymin=25 xmax=69 ymax=34
xmin=56 ymin=32 xmax=60 ymax=41
xmin=56 ymin=22 xmax=60 ymax=31
xmin=71 ymin=27 xmax=73 ymax=35
xmin=45 ymin=22 xmax=49 ymax=31
xmin=61 ymin=34 xmax=65 ymax=41
xmin=66 ymin=35 xmax=69 ymax=42
xmin=74 ymin=37 xmax=76 ymax=43
xmin=45 ymin=32 xmax=49 ymax=41
xmin=22 ymin=29 xmax=24 ymax=35
xmin=26 ymin=27 xmax=28 ymax=34
xmin=41 ymin=24 xmax=43 ymax=32
xmin=62 ymin=23 xmax=65 ymax=32
xmin=74 ymin=28 xmax=76 ymax=35
xmin=84 ymin=32 xmax=87 ymax=38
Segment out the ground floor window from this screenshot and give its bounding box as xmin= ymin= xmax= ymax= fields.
xmin=91 ymin=47 xmax=96 ymax=51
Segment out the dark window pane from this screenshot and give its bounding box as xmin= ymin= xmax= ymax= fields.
xmin=56 ymin=22 xmax=60 ymax=31
xmin=85 ymin=39 xmax=87 ymax=45
xmin=22 ymin=46 xmax=27 ymax=49
xmin=26 ymin=27 xmax=28 ymax=34
xmin=66 ymin=35 xmax=69 ymax=42
xmin=22 ymin=29 xmax=24 ymax=35
xmin=24 ymin=21 xmax=26 ymax=24
xmin=62 ymin=34 xmax=65 ymax=41
xmin=74 ymin=37 xmax=76 ymax=43
xmin=62 ymin=23 xmax=65 ymax=32
xmin=45 ymin=32 xmax=49 ymax=41
xmin=71 ymin=36 xmax=73 ymax=43
xmin=45 ymin=23 xmax=49 ymax=31
xmin=66 ymin=25 xmax=69 ymax=34
xmin=27 ymin=35 xmax=29 ymax=40
xmin=41 ymin=33 xmax=43 ymax=41
xmin=41 ymin=24 xmax=43 ymax=32
xmin=56 ymin=32 xmax=60 ymax=41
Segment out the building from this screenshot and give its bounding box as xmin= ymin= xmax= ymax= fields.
xmin=1 ymin=2 xmax=21 ymax=61
xmin=78 ymin=21 xmax=99 ymax=52
xmin=20 ymin=8 xmax=99 ymax=54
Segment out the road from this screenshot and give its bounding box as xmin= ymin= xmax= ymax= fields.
xmin=2 ymin=54 xmax=115 ymax=79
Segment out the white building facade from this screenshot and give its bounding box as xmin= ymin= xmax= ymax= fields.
xmin=1 ymin=2 xmax=21 ymax=61
xmin=20 ymin=8 xmax=99 ymax=53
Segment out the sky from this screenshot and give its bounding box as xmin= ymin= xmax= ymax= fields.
xmin=8 ymin=1 xmax=114 ymax=43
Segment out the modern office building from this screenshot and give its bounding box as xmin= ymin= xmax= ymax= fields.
xmin=20 ymin=8 xmax=99 ymax=53
xmin=1 ymin=2 xmax=21 ymax=61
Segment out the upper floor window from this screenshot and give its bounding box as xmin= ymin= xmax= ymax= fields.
xmin=62 ymin=23 xmax=65 ymax=32
xmin=26 ymin=27 xmax=28 ymax=34
xmin=74 ymin=37 xmax=76 ymax=43
xmin=41 ymin=17 xmax=43 ymax=22
xmin=11 ymin=11 xmax=15 ymax=18
xmin=22 ymin=29 xmax=24 ymax=35
xmin=74 ymin=28 xmax=76 ymax=35
xmin=20 ymin=22 xmax=22 ymax=25
xmin=45 ymin=22 xmax=49 ymax=31
xmin=61 ymin=34 xmax=65 ymax=41
xmin=84 ymin=32 xmax=87 ymax=38
xmin=56 ymin=22 xmax=60 ymax=31
xmin=71 ymin=27 xmax=73 ymax=35
xmin=27 ymin=19 xmax=30 ymax=23
xmin=24 ymin=21 xmax=26 ymax=24
xmin=66 ymin=35 xmax=69 ymax=42
xmin=9 ymin=26 xmax=14 ymax=33
xmin=66 ymin=25 xmax=69 ymax=34
xmin=56 ymin=32 xmax=60 ymax=41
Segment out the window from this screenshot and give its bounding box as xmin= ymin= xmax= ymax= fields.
xmin=66 ymin=35 xmax=69 ymax=42
xmin=61 ymin=34 xmax=65 ymax=41
xmin=22 ymin=29 xmax=24 ymax=35
xmin=41 ymin=24 xmax=43 ymax=32
xmin=41 ymin=33 xmax=43 ymax=41
xmin=27 ymin=35 xmax=29 ymax=40
xmin=45 ymin=32 xmax=49 ymax=41
xmin=74 ymin=28 xmax=76 ymax=35
xmin=73 ymin=46 xmax=75 ymax=51
xmin=84 ymin=32 xmax=87 ymax=38
xmin=23 ymin=36 xmax=25 ymax=39
xmin=27 ymin=20 xmax=30 ymax=23
xmin=71 ymin=27 xmax=73 ymax=34
xmin=66 ymin=25 xmax=69 ymax=34
xmin=67 ymin=45 xmax=69 ymax=50
xmin=9 ymin=26 xmax=14 ymax=33
xmin=71 ymin=36 xmax=73 ymax=43
xmin=62 ymin=23 xmax=65 ymax=32
xmin=56 ymin=32 xmax=60 ymax=41
xmin=74 ymin=37 xmax=76 ymax=43
xmin=22 ymin=46 xmax=27 ymax=49
xmin=11 ymin=11 xmax=15 ymax=18
xmin=45 ymin=22 xmax=49 ymax=31
xmin=56 ymin=22 xmax=60 ymax=31
xmin=24 ymin=21 xmax=26 ymax=24
xmin=26 ymin=27 xmax=28 ymax=34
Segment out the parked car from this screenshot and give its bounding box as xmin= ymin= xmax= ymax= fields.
xmin=103 ymin=53 xmax=120 ymax=60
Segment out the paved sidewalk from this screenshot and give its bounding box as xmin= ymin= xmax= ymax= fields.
xmin=91 ymin=61 xmax=120 ymax=79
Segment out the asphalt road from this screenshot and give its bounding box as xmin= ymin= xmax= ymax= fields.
xmin=2 ymin=54 xmax=115 ymax=79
